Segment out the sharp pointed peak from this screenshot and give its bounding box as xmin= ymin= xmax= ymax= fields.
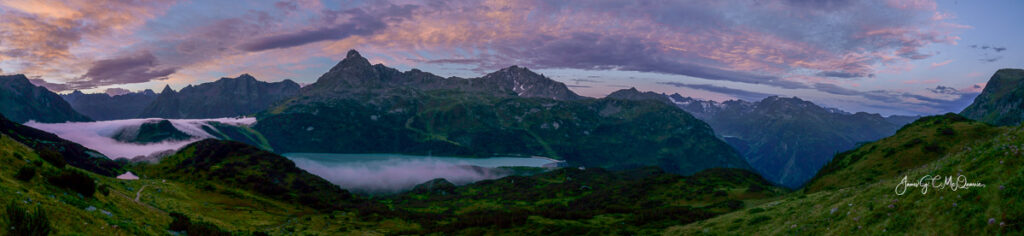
xmin=329 ymin=49 xmax=372 ymax=72
xmin=346 ymin=50 xmax=362 ymax=59
xmin=160 ymin=85 xmax=175 ymax=94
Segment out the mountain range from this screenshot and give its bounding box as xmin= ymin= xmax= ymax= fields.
xmin=254 ymin=50 xmax=750 ymax=175
xmin=0 ymin=74 xmax=92 ymax=123
xmin=608 ymin=88 xmax=914 ymax=188
xmin=0 ymin=50 xmax=1022 ymax=234
xmin=668 ymin=112 xmax=1021 ymax=235
xmin=139 ymin=74 xmax=300 ymax=119
xmin=63 ymin=89 xmax=158 ymax=120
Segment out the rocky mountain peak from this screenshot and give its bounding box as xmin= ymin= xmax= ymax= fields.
xmin=235 ymin=73 xmax=257 ymax=81
xmin=482 ymin=65 xmax=583 ymax=100
xmin=333 ymin=49 xmax=372 ymax=71
xmin=606 ymin=87 xmax=672 ymax=104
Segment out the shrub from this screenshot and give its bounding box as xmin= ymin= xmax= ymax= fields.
xmin=4 ymin=202 xmax=52 ymax=236
xmin=747 ymin=215 xmax=772 ymax=224
xmin=923 ymin=143 xmax=945 ymax=154
xmin=15 ymin=166 xmax=35 ymax=181
xmin=747 ymin=183 xmax=765 ymax=193
xmin=97 ymin=184 xmax=111 ymax=196
xmin=168 ymin=212 xmax=230 ymax=236
xmin=36 ymin=148 xmax=66 ymax=168
xmin=47 ymin=169 xmax=96 ymax=197
xmin=631 ymin=206 xmax=715 ymax=227
xmin=937 ymin=126 xmax=956 ymax=136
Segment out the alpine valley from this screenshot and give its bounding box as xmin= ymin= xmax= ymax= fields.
xmin=0 ymin=48 xmax=1021 ymax=235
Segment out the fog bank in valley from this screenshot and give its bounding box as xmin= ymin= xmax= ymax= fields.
xmin=288 ymin=157 xmax=514 ymax=194
xmin=25 ymin=118 xmax=255 ymax=159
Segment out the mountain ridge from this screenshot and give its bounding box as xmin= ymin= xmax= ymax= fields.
xmin=608 ymin=88 xmax=911 ymax=188
xmin=62 ymin=89 xmax=158 ymax=120
xmin=0 ymin=74 xmax=92 ymax=123
xmin=139 ymin=74 xmax=300 ymax=119
xmin=256 ymin=49 xmax=751 ymax=175
xmin=961 ymin=68 xmax=1024 ymax=126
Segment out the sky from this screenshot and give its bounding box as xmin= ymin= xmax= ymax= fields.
xmin=0 ymin=0 xmax=1021 ymax=116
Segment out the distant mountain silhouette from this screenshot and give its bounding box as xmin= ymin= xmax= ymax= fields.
xmin=609 ymin=88 xmax=911 ymax=188
xmin=139 ymin=74 xmax=300 ymax=119
xmin=63 ymin=89 xmax=157 ymax=120
xmin=0 ymin=74 xmax=92 ymax=123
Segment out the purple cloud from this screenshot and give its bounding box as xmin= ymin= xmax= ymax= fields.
xmin=659 ymin=82 xmax=776 ymax=101
xmin=28 ymin=77 xmax=71 ymax=92
xmin=71 ymin=52 xmax=178 ymax=90
xmin=816 ymin=71 xmax=874 ymax=79
xmin=813 ymin=83 xmax=862 ymax=96
xmin=493 ymin=33 xmax=810 ymax=89
xmin=927 ymin=85 xmax=959 ymax=95
xmin=238 ymin=4 xmax=417 ymax=52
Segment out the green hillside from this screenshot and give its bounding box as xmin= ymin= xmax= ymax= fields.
xmin=386 ymin=167 xmax=785 ymax=234
xmin=665 ymin=114 xmax=1024 ymax=235
xmin=961 ymin=68 xmax=1024 ymax=126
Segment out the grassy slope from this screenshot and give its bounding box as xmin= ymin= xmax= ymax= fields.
xmin=0 ymin=135 xmax=419 ymax=235
xmin=664 ymin=114 xmax=1024 ymax=235
xmin=961 ymin=69 xmax=1024 ymax=126
xmin=805 ymin=113 xmax=1002 ymax=193
xmin=1 ymin=130 xmax=790 ymax=235
xmin=387 ymin=167 xmax=787 ymax=235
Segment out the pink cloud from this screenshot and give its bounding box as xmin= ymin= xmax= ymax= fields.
xmin=930 ymin=59 xmax=953 ymax=68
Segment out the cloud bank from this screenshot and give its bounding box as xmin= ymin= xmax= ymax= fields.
xmin=24 ymin=118 xmax=255 ymax=159
xmin=288 ymin=157 xmax=513 ymax=194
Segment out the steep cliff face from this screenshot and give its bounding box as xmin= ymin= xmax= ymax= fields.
xmin=961 ymin=68 xmax=1024 ymax=126
xmin=139 ymin=74 xmax=300 ymax=118
xmin=0 ymin=74 xmax=92 ymax=123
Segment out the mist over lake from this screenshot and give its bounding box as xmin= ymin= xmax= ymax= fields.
xmin=285 ymin=153 xmax=559 ymax=193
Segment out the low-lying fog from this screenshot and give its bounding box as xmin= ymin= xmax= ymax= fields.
xmin=26 ymin=118 xmax=559 ymax=194
xmin=286 ymin=153 xmax=559 ymax=193
xmin=25 ymin=118 xmax=255 ymax=159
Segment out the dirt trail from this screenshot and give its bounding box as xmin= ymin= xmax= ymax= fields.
xmin=135 ymin=185 xmax=148 ymax=202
